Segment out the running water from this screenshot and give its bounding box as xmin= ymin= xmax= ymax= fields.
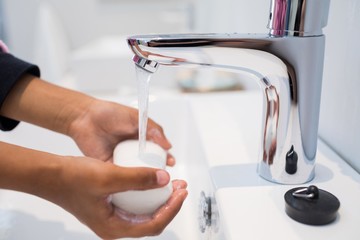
xmin=135 ymin=65 xmax=152 ymax=155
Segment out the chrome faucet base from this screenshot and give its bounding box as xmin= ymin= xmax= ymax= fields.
xmin=127 ymin=0 xmax=330 ymax=184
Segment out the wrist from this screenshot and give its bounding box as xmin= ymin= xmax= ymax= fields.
xmin=58 ymin=93 xmax=96 ymax=137
xmin=65 ymin=97 xmax=99 ymax=140
xmin=0 ymin=142 xmax=65 ymax=200
xmin=0 ymin=74 xmax=97 ymax=136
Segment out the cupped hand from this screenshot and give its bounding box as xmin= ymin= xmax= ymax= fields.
xmin=55 ymin=156 xmax=187 ymax=239
xmin=68 ymin=99 xmax=175 ymax=165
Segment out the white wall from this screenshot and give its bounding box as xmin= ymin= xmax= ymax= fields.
xmin=47 ymin=0 xmax=192 ymax=49
xmin=2 ymin=0 xmax=41 ymax=61
xmin=2 ymin=0 xmax=194 ymax=92
xmin=0 ymin=0 xmax=5 ymax=39
xmin=194 ymin=0 xmax=268 ymax=33
xmin=319 ymin=0 xmax=360 ymax=173
xmin=2 ymin=0 xmax=193 ymax=62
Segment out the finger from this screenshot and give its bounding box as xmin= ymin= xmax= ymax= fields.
xmin=107 ymin=166 xmax=170 ymax=193
xmin=172 ymin=179 xmax=188 ymax=190
xmin=166 ymin=152 xmax=176 ymax=166
xmin=124 ymin=188 xmax=188 ymax=237
xmin=146 ymin=189 xmax=188 ymax=236
xmin=147 ymin=119 xmax=172 ymax=150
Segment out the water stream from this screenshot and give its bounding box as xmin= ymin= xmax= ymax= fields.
xmin=135 ymin=65 xmax=152 ymax=156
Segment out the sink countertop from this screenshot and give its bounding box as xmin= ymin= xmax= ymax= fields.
xmin=0 ymin=90 xmax=359 ymax=240
xmin=188 ymin=91 xmax=360 ymax=240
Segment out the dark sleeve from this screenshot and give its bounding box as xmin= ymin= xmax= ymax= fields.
xmin=0 ymin=52 xmax=40 ymax=131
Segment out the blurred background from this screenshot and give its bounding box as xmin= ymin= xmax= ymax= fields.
xmin=0 ymin=0 xmax=359 ymax=173
xmin=0 ymin=0 xmax=268 ymax=94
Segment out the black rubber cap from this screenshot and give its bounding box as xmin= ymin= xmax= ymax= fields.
xmin=284 ymin=186 xmax=340 ymax=225
xmin=285 ymin=145 xmax=298 ymax=174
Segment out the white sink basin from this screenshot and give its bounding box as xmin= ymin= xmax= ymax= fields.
xmin=187 ymin=91 xmax=360 ymax=240
xmin=1 ymin=91 xmax=360 ymax=240
xmin=0 ymin=94 xmax=214 ymax=240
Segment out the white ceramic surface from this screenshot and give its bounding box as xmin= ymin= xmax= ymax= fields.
xmin=188 ymin=91 xmax=360 ymax=240
xmin=1 ymin=91 xmax=359 ymax=240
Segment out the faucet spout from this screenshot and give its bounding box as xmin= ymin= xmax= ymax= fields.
xmin=127 ymin=0 xmax=330 ymax=184
xmin=132 ymin=55 xmax=158 ymax=73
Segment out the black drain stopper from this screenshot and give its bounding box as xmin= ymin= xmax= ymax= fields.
xmin=284 ymin=185 xmax=340 ymax=225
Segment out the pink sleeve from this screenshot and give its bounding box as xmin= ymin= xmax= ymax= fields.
xmin=0 ymin=40 xmax=9 ymax=53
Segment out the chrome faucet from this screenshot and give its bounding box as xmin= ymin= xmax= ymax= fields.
xmin=127 ymin=0 xmax=330 ymax=184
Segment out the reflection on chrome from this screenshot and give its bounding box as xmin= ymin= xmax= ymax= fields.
xmin=262 ymin=85 xmax=280 ymax=166
xmin=127 ymin=0 xmax=330 ymax=184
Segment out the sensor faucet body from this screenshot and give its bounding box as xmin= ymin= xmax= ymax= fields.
xmin=127 ymin=0 xmax=330 ymax=184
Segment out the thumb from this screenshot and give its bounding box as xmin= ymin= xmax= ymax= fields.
xmin=107 ymin=166 xmax=170 ymax=193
